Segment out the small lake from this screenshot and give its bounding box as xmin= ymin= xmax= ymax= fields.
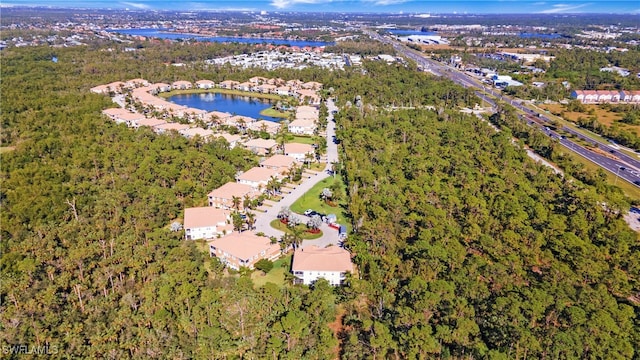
xmin=167 ymin=92 xmax=282 ymax=122
xmin=519 ymin=33 xmax=562 ymax=39
xmin=109 ymin=28 xmax=334 ymax=47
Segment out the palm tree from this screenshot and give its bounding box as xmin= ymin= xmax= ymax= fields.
xmin=245 ymin=212 xmax=256 ymax=231
xmin=231 ymin=196 xmax=241 ymax=211
xmin=243 ymin=194 xmax=253 ymax=210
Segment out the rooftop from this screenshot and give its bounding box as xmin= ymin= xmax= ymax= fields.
xmin=184 ymin=207 xmax=230 ymax=229
xmin=292 ymin=245 xmax=353 ymax=273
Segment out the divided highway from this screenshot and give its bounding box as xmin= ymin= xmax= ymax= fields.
xmin=366 ymin=29 xmax=640 ymax=187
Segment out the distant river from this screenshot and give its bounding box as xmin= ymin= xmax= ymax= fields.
xmin=109 ymin=28 xmax=334 ymax=47
xmin=167 ymin=92 xmax=282 ymax=122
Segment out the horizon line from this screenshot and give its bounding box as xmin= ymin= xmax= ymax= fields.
xmin=0 ymin=5 xmax=637 ymax=15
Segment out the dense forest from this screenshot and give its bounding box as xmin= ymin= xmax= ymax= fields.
xmin=335 ymin=100 xmax=640 ymax=357
xmin=2 ymin=36 xmax=639 ymax=359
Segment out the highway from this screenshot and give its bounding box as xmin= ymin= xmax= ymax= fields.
xmin=365 ymin=29 xmax=640 ymax=187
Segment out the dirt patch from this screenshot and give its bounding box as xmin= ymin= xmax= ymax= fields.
xmin=588 ymin=146 xmax=620 ymax=161
xmin=327 ymin=305 xmax=346 ymax=360
xmin=540 ymin=104 xmax=635 ymax=134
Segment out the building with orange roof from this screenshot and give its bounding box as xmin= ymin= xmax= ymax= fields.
xmin=291 ymin=245 xmax=353 ymax=285
xmin=236 ymin=167 xmax=282 ymax=191
xmin=284 ymin=142 xmax=315 ymax=162
xmin=208 ymin=182 xmax=259 ymax=210
xmin=242 ymin=138 xmax=278 ymax=156
xmin=184 ymin=207 xmax=232 ymax=240
xmin=209 ymin=232 xmax=281 ymax=270
xmin=260 ymin=154 xmax=296 ymax=174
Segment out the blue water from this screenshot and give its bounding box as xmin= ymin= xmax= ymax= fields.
xmin=109 ymin=28 xmax=334 ymax=47
xmin=387 ymin=29 xmax=436 ymax=36
xmin=519 ymin=33 xmax=562 ymax=39
xmin=167 ymin=92 xmax=282 ymax=122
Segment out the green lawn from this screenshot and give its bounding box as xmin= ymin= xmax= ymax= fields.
xmin=251 ymin=254 xmax=292 ymax=288
xmin=286 ymin=135 xmax=319 ymax=145
xmin=269 ymin=219 xmax=324 ymax=240
xmin=289 ymin=175 xmax=350 ymax=231
xmin=260 ymin=107 xmax=290 ymax=119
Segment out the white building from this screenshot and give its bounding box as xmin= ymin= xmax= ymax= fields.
xmin=183 ymin=207 xmax=232 ymax=240
xmin=291 ymin=246 xmax=353 ymax=286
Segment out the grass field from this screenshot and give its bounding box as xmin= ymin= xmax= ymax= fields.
xmin=251 ymin=254 xmax=292 ymax=288
xmin=0 ymin=147 xmax=16 ymax=153
xmin=259 ymin=107 xmax=290 ymax=119
xmin=540 ymin=103 xmax=639 ymax=136
xmin=269 ymin=219 xmax=324 ymax=240
xmin=289 ymin=175 xmax=350 ymax=231
xmin=285 ymin=134 xmax=319 ymax=145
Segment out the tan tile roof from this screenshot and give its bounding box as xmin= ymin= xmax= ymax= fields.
xmin=237 ymin=167 xmax=280 ymax=183
xmin=155 ymin=123 xmax=191 ymax=131
xmin=184 ymin=207 xmax=230 ymax=229
xmin=181 ymin=128 xmax=214 ymax=138
xmin=102 ymin=108 xmax=132 ymax=117
xmin=136 ymin=118 xmax=167 ymax=127
xmin=208 ymin=182 xmax=257 ymax=200
xmin=215 ymin=133 xmax=242 ymax=143
xmin=261 ymin=155 xmax=296 ymax=169
xmin=244 ymin=138 xmax=277 ymax=149
xmin=292 ymin=246 xmax=353 ymax=272
xmin=284 ymin=142 xmax=314 ymax=154
xmin=209 ymin=232 xmax=280 ymax=261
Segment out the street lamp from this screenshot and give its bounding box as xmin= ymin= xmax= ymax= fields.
xmin=615 ymin=166 xmax=622 ymax=185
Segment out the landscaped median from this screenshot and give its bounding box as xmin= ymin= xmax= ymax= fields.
xmin=269 ymin=219 xmax=323 ymax=240
xmin=289 ymin=175 xmax=350 ymax=232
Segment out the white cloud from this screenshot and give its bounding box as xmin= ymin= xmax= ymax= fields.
xmin=538 ymin=3 xmax=591 ymax=13
xmin=119 ymin=1 xmax=151 ymax=9
xmin=270 ymin=0 xmax=333 ymax=9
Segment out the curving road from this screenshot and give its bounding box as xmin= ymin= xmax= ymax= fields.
xmin=252 ymin=99 xmax=342 ymax=249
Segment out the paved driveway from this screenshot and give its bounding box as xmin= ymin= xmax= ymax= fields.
xmin=252 ymin=99 xmax=341 ymax=249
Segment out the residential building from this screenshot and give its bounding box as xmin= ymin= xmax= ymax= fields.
xmin=243 ymin=138 xmax=278 ymax=156
xmin=209 ymin=232 xmax=281 ymax=270
xmin=288 ymin=119 xmax=316 ymax=135
xmin=172 ymin=80 xmax=193 ymax=90
xmin=284 ymin=142 xmax=315 ymax=162
xmin=214 ymin=133 xmax=242 ymax=148
xmin=184 ymin=207 xmax=232 ymax=240
xmin=154 ymin=123 xmax=191 ymax=134
xmin=291 ymin=246 xmax=353 ymax=286
xmin=260 ymin=154 xmax=296 ymax=175
xmin=236 ymin=167 xmax=282 ymax=191
xmin=208 ymin=182 xmax=259 ymax=210
xmin=180 ymin=127 xmax=214 ymax=140
xmin=134 ymin=117 xmax=167 ymax=129
xmin=250 ymin=120 xmax=281 ymax=135
xmin=196 ymin=80 xmax=215 ymax=89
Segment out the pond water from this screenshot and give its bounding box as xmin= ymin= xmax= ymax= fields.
xmin=167 ymin=92 xmax=282 ymax=122
xmin=109 ymin=28 xmax=334 ymax=47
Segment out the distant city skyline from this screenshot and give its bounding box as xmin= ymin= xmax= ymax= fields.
xmin=2 ymin=0 xmax=639 ymax=14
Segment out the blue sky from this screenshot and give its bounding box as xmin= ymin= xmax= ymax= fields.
xmin=2 ymin=0 xmax=639 ymax=14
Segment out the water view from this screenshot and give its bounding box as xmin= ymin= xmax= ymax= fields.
xmin=387 ymin=29 xmax=436 ymax=36
xmin=167 ymin=92 xmax=282 ymax=122
xmin=109 ymin=28 xmax=334 ymax=47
